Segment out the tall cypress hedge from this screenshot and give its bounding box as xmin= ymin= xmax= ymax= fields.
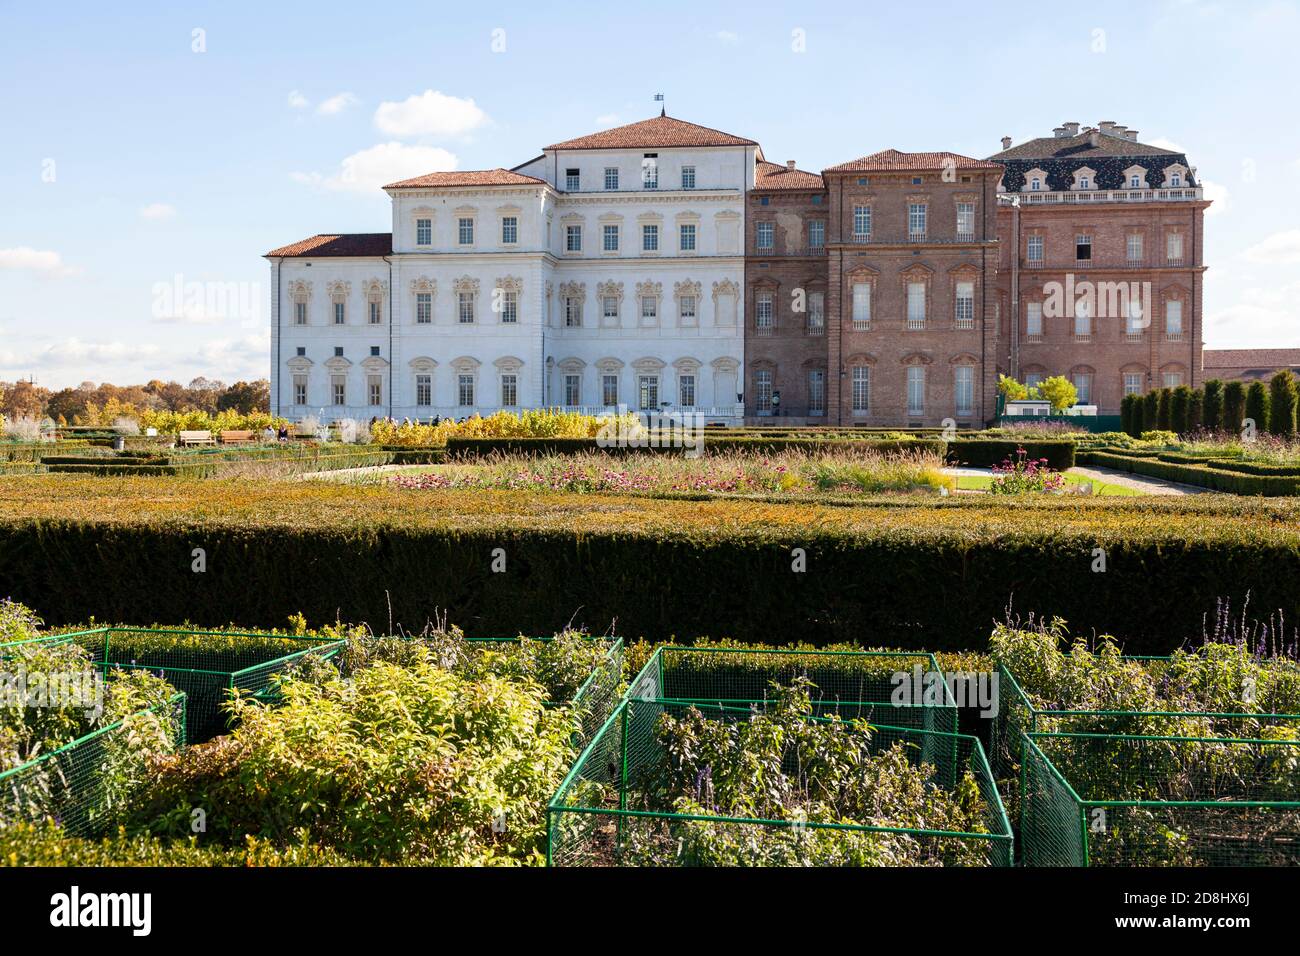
xmin=1120 ymin=394 xmax=1137 ymax=437
xmin=1157 ymin=388 xmax=1174 ymax=431
xmin=1268 ymin=369 xmax=1298 ymax=438
xmin=1201 ymin=379 xmax=1224 ymax=432
xmin=1223 ymin=381 xmax=1247 ymax=435
xmin=1188 ymin=388 xmax=1204 ymax=433
xmin=1142 ymin=391 xmax=1160 ymax=433
xmin=1245 ymin=381 xmax=1271 ymax=436
xmin=1170 ymin=385 xmax=1192 ymax=435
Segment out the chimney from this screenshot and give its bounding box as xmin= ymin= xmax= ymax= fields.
xmin=1089 ymin=131 xmax=1100 ymax=148
xmin=1099 ymin=120 xmax=1117 ymax=133
xmin=1111 ymin=125 xmax=1128 ymax=139
xmin=786 ymin=160 xmax=797 ymax=170
xmin=1126 ymin=129 xmax=1139 ymax=142
xmin=1063 ymin=122 xmax=1080 ymax=136
xmin=1001 ymin=135 xmax=1012 ymax=150
xmin=1053 ymin=126 xmax=1067 ymax=138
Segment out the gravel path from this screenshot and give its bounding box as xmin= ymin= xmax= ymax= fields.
xmin=1067 ymin=466 xmax=1205 ymax=495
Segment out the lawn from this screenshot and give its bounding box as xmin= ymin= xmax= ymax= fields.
xmin=955 ymin=469 xmax=1144 ymax=496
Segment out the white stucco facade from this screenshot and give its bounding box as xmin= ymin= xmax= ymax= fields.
xmin=268 ymin=117 xmax=754 ymax=423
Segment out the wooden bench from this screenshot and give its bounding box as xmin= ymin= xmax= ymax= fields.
xmin=219 ymin=430 xmax=256 ymax=445
xmin=178 ymin=430 xmax=216 ymax=447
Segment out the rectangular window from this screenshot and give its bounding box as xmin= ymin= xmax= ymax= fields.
xmin=565 ymin=168 xmax=580 ymax=191
xmin=458 ymin=218 xmax=474 ymax=245
xmin=1075 ymin=233 xmax=1092 ymax=261
xmin=292 ymin=374 xmax=307 ymax=406
xmin=756 ymin=291 xmax=773 ymax=329
xmin=415 ymin=374 xmax=431 ymax=406
xmin=1167 ymin=231 xmax=1184 ymax=262
xmin=1074 ymin=301 xmax=1091 ymax=337
xmin=1166 ymin=300 xmax=1183 ymax=337
xmin=500 ymin=290 xmax=518 ymax=324
xmin=602 ymin=295 xmax=619 ymax=324
xmin=294 ymin=301 xmax=307 ymax=325
xmin=808 ymin=220 xmax=825 ymax=250
xmin=907 ymin=282 xmax=926 ymax=329
xmin=756 ymin=221 xmax=774 ymax=250
xmin=368 ymin=300 xmax=382 ymax=325
xmin=367 ymin=375 xmax=382 ymax=407
xmin=565 ymin=296 xmax=582 ymax=328
xmin=955 ymin=281 xmax=975 ymax=329
xmin=679 ymin=294 xmax=697 ymax=325
xmin=681 ymin=166 xmax=695 ymax=189
xmin=416 ymin=292 xmax=432 ymax=324
xmin=603 ymin=224 xmax=619 ymax=251
xmin=851 ymin=366 xmax=870 ymax=414
xmin=602 ymin=374 xmax=618 ymax=407
xmin=416 ymin=218 xmax=432 ymax=246
xmin=604 ymin=167 xmax=619 ymax=190
xmin=638 ymin=375 xmax=659 ymax=410
xmin=907 ymin=367 xmax=924 ymax=415
xmin=642 ymin=154 xmax=658 ymax=189
xmin=458 ymin=292 xmax=475 ymax=324
xmin=853 ymin=205 xmax=871 ymax=240
xmin=1027 ymin=234 xmax=1043 ymax=263
xmin=1123 ymin=372 xmax=1143 ymax=396
xmin=956 ymin=202 xmax=975 ymax=240
xmin=1127 ymin=233 xmax=1143 ymax=262
xmin=955 ymin=366 xmax=974 ymax=415
xmin=908 ymin=203 xmax=927 ymax=239
xmin=808 ymin=369 xmax=826 ymax=416
xmin=333 ymin=301 xmax=345 ymax=325
xmin=640 ymin=295 xmax=657 ymax=326
xmin=566 ymin=224 xmax=582 ymax=252
xmin=1072 ymin=373 xmax=1092 ymax=405
xmin=331 ymin=375 xmax=346 ymax=406
xmin=642 ymin=224 xmax=659 ymax=251
xmin=679 ymin=374 xmax=695 ymax=407
xmin=755 ymin=370 xmax=773 ymax=413
xmin=564 ymin=374 xmax=581 ymax=407
xmin=1026 ymin=301 xmax=1043 ymax=337
xmin=807 ymin=292 xmax=824 ymax=334
xmin=457 ymin=374 xmax=474 ymax=407
xmin=679 ymin=223 xmax=696 ymax=251
xmin=1163 ymin=371 xmax=1183 ymax=388
xmin=852 ymin=282 xmax=871 ymax=329
xmin=1025 ymin=372 xmax=1044 ymax=389
xmin=1127 ymin=297 xmax=1145 ymax=334
xmin=501 ymin=216 xmax=518 ymax=244
xmin=501 ymin=374 xmax=518 ymax=407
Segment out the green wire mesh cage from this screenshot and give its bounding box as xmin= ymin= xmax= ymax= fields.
xmin=628 ymin=645 xmax=959 ymax=736
xmin=0 ymin=693 xmax=186 ymax=838
xmin=1021 ymin=731 xmax=1300 ymax=866
xmin=10 ymin=628 xmax=346 ymax=744
xmin=991 ymin=657 xmax=1300 ymax=780
xmin=547 ymin=697 xmax=1012 ymax=867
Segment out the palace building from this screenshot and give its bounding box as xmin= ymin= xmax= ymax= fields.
xmin=266 ymin=115 xmax=1209 ymax=425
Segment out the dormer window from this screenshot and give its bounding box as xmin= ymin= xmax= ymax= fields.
xmin=1130 ymin=175 xmax=1141 ymax=188
xmin=565 ymin=168 xmax=580 ymax=191
xmin=1170 ymin=173 xmax=1181 ymax=187
xmin=1123 ymin=165 xmax=1149 ymax=190
xmin=1030 ymin=177 xmax=1041 ymax=191
xmin=1079 ymin=177 xmax=1090 ymax=189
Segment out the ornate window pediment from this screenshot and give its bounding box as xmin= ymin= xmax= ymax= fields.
xmin=495 ymin=275 xmax=522 ymax=294
xmin=361 ymin=355 xmax=389 ymax=371
xmin=845 ymin=352 xmax=877 ymax=366
xmin=557 ymin=356 xmax=586 ymax=373
xmin=408 ymin=356 xmax=438 ymax=372
xmin=1022 ymin=168 xmax=1048 ymax=191
xmin=1123 ymin=165 xmax=1149 ymax=188
xmin=712 ymin=279 xmax=740 ymax=300
xmin=363 ymin=278 xmax=388 ymax=299
xmin=1162 ymin=164 xmax=1189 ymax=187
xmin=635 ymin=280 xmax=662 ymax=299
xmin=1071 ymin=167 xmax=1098 ymax=190
xmin=326 ymin=280 xmax=351 ymax=300
xmin=410 ymin=276 xmax=436 ymax=295
xmin=286 ymin=355 xmax=313 ymax=370
xmin=949 ymin=352 xmax=979 ymax=365
xmin=900 ymin=351 xmax=933 ymax=366
xmin=494 ymin=355 xmax=525 ymax=372
xmin=450 ymin=356 xmax=481 ymax=372
xmin=632 ymin=356 xmax=666 ymax=373
xmin=596 ymin=280 xmax=623 ymax=301
xmin=673 ymin=356 xmax=702 ymax=372
xmin=453 ymin=276 xmax=480 ymax=295
xmin=595 ymin=357 xmax=625 ymax=372
xmin=324 ymin=355 xmax=351 ymax=371
xmin=673 ymin=280 xmax=701 ymax=300
xmin=559 ymin=280 xmax=586 ymax=302
xmin=711 ymin=356 xmax=739 ymax=373
xmin=287 ymin=279 xmax=312 ymax=299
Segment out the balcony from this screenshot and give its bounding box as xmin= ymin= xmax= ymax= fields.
xmin=906 ymin=318 xmax=925 ymax=331
xmin=750 ymin=246 xmax=828 ymax=257
xmin=806 ymin=322 xmax=826 ymax=336
xmin=852 ymin=320 xmax=871 ymax=331
xmin=753 ymin=324 xmax=774 ymax=336
xmin=843 ymin=234 xmax=988 ymax=246
xmin=1165 ymin=331 xmax=1186 ymax=342
xmin=1024 ymin=332 xmax=1044 ymax=343
xmin=1123 ymin=331 xmax=1146 ymax=343
xmin=999 ymin=186 xmax=1204 ymax=205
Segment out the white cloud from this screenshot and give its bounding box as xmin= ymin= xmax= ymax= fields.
xmin=1242 ymin=229 xmax=1300 ymax=264
xmin=1200 ymin=179 xmax=1230 ymax=216
xmin=21 ymin=338 xmax=163 ymax=368
xmin=1205 ymin=301 xmax=1300 ymax=349
xmin=292 ymin=142 xmax=458 ymax=194
xmin=716 ymin=30 xmax=740 ymax=45
xmin=373 ymin=90 xmax=489 ymax=138
xmin=1146 ymin=136 xmax=1186 ymax=153
xmin=139 ymin=202 xmax=177 ymax=220
xmin=0 ymin=247 xmax=74 ymax=276
xmin=287 ymin=90 xmax=309 ymax=109
xmin=196 ymin=330 xmax=270 ymax=367
xmin=316 ymin=92 xmax=358 ymax=116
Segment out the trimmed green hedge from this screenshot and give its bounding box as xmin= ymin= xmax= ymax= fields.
xmin=42 ymin=448 xmax=392 ymax=477
xmin=946 ymin=440 xmax=1075 ymax=471
xmin=1079 ymin=451 xmax=1300 ymax=496
xmin=3 ymin=477 xmax=1300 ymax=654
xmin=445 ymin=436 xmax=948 ymax=458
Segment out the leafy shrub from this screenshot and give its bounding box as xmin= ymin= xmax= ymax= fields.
xmin=1202 ymin=379 xmax=1224 ymax=431
xmin=988 ymin=448 xmax=1066 ymax=495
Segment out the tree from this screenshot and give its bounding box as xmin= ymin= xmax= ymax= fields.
xmin=1267 ymin=369 xmax=1297 ymax=438
xmin=45 ymin=388 xmax=91 ymax=424
xmin=1120 ymin=393 xmax=1138 ymax=436
xmin=0 ymin=380 xmax=50 ymax=420
xmin=1142 ymin=391 xmax=1160 ymax=433
xmin=1188 ymin=388 xmax=1204 ymax=433
xmin=1245 ymin=380 xmax=1270 ymax=437
xmin=1223 ymin=381 xmax=1246 ymax=435
xmin=997 ymin=374 xmax=1028 ymax=402
xmin=216 ymin=380 xmax=270 ymax=415
xmin=1157 ymin=388 xmax=1173 ymax=431
xmin=1202 ymin=379 xmax=1224 ymax=432
xmin=1170 ymin=385 xmax=1192 ymax=435
xmin=1038 ymin=375 xmax=1078 ymax=413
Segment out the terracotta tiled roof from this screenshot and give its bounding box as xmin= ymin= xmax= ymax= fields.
xmin=1203 ymin=349 xmax=1300 ymax=369
xmin=990 ymin=130 xmax=1180 ymax=162
xmin=545 ymin=114 xmax=757 ymax=150
xmin=824 ymin=149 xmax=1002 ymax=173
xmin=384 ymin=168 xmax=548 ymax=189
xmin=264 ymin=233 xmax=392 ymax=258
xmin=755 ymin=160 xmax=825 ymax=191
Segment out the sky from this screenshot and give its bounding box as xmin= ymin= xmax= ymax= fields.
xmin=2 ymin=0 xmax=1298 ymax=390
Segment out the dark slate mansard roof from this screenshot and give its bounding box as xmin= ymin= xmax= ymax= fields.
xmin=987 ymin=131 xmax=1197 ymax=193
